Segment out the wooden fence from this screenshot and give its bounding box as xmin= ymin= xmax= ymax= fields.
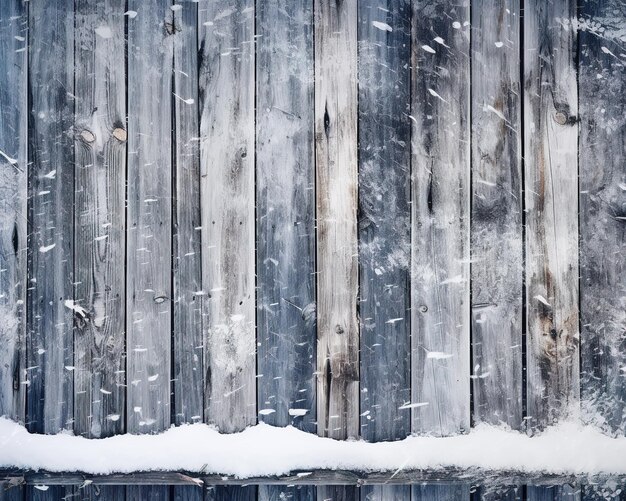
xmin=0 ymin=0 xmax=624 ymax=499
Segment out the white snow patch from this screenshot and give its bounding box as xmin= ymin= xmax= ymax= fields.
xmin=426 ymin=352 xmax=453 ymax=360
xmin=95 ymin=26 xmax=113 ymax=38
xmin=372 ymin=21 xmax=393 ymax=32
xmin=1 ymin=418 xmax=626 ymax=476
xmin=422 ymin=44 xmax=436 ymax=53
xmin=288 ymin=409 xmax=308 ymax=417
xmin=534 ymin=295 xmax=551 ymax=307
xmin=64 ymin=300 xmax=87 ymax=318
xmin=398 ymin=402 xmax=429 ymax=410
xmin=258 ymin=409 xmax=275 ymax=416
xmin=0 ymin=149 xmax=18 ymax=165
xmin=39 ymin=243 xmax=56 ymax=253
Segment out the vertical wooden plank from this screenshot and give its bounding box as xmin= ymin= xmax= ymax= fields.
xmin=317 ymin=486 xmax=359 ymax=501
xmin=412 ymin=485 xmax=470 ymax=501
xmin=470 ymin=0 xmax=523 ymax=429
xmin=0 ymin=0 xmax=27 ymax=423
xmin=472 ymin=485 xmax=522 ymax=501
xmin=172 ymin=0 xmax=203 ymax=427
xmin=256 ymin=0 xmax=316 ymax=433
xmin=205 ymin=486 xmax=257 ymax=501
xmin=524 ymin=0 xmax=579 ymax=431
xmin=128 ymin=485 xmax=169 ymax=501
xmin=26 ymin=0 xmax=75 ymax=434
xmin=198 ymin=0 xmax=256 ymax=433
xmin=25 ymin=487 xmax=72 ymax=501
xmin=361 ymin=486 xmax=408 ymax=501
xmin=411 ymin=0 xmax=471 ymax=436
xmin=0 ymin=483 xmax=23 ymax=501
xmin=579 ymin=0 xmax=626 ymax=436
xmin=358 ymin=0 xmax=412 ymax=448
xmin=315 ymin=0 xmax=359 ymax=442
xmin=74 ymin=0 xmax=126 ymax=440
xmin=528 ymin=485 xmax=580 ymax=501
xmin=127 ymin=0 xmax=173 ymax=436
xmin=174 ymin=486 xmax=203 ymax=501
xmin=259 ymin=486 xmax=314 ymax=501
xmin=78 ymin=485 xmax=126 ymax=501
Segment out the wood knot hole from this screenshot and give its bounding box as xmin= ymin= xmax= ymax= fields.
xmin=80 ymin=130 xmax=96 ymax=143
xmin=554 ymin=112 xmax=567 ymax=126
xmin=153 ymin=294 xmax=167 ymax=304
xmin=113 ymin=128 xmax=127 ymax=142
xmin=335 ymin=324 xmax=344 ymax=335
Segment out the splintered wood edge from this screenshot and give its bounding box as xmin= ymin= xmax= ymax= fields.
xmin=1 ymin=469 xmax=625 ymax=487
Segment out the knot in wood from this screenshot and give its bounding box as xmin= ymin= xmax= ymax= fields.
xmin=112 ymin=127 xmax=127 ymax=142
xmin=335 ymin=324 xmax=345 ymax=334
xmin=80 ymin=129 xmax=95 ymax=143
xmin=419 ymin=305 xmax=428 ymax=313
xmin=153 ymin=294 xmax=168 ymax=304
xmin=554 ymin=112 xmax=568 ymax=125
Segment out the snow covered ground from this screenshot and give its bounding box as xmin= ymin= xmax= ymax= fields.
xmin=1 ymin=417 xmax=626 ymax=477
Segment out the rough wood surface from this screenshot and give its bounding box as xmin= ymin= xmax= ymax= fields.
xmin=314 ymin=0 xmax=359 ymax=441
xmin=578 ymin=0 xmax=626 ymax=436
xmin=411 ymin=0 xmax=471 ymax=437
xmin=259 ymin=485 xmax=314 ymax=501
xmin=256 ymin=0 xmax=316 ymax=434
xmin=172 ymin=0 xmax=203 ymax=427
xmin=470 ymin=0 xmax=523 ymax=429
xmin=523 ymin=0 xmax=579 ymax=431
xmin=205 ymin=486 xmax=257 ymax=501
xmin=199 ymin=0 xmax=256 ymax=434
xmin=73 ymin=0 xmax=126 ymax=440
xmin=527 ymin=485 xmax=580 ymax=501
xmin=26 ymin=0 xmax=75 ymax=434
xmin=126 ymin=0 xmax=173 ymax=435
xmin=412 ymin=484 xmax=470 ymax=500
xmin=0 ymin=0 xmax=27 ymax=424
xmin=357 ymin=0 xmax=412 ymax=445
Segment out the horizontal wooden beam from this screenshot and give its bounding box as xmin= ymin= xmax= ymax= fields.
xmin=1 ymin=470 xmax=625 ymax=487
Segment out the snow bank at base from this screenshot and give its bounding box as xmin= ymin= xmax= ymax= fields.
xmin=1 ymin=418 xmax=626 ymax=477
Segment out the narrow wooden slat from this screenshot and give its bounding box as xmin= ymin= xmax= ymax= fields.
xmin=523 ymin=0 xmax=579 ymax=432
xmin=579 ymin=0 xmax=626 ymax=436
xmin=26 ymin=0 xmax=75 ymax=434
xmin=357 ymin=0 xmax=412 ymax=445
xmin=25 ymin=486 xmax=72 ymax=501
xmin=256 ymin=0 xmax=316 ymax=433
xmin=174 ymin=485 xmax=203 ymax=501
xmin=0 ymin=483 xmax=23 ymax=501
xmin=81 ymin=485 xmax=126 ymax=501
xmin=172 ymin=0 xmax=203 ymax=427
xmin=126 ymin=0 xmax=173 ymax=435
xmin=410 ymin=0 xmax=471 ymax=436
xmin=128 ymin=485 xmax=170 ymax=501
xmin=470 ymin=0 xmax=523 ymax=428
xmin=0 ymin=0 xmax=27 ymax=424
xmin=205 ymin=486 xmax=257 ymax=501
xmin=412 ymin=485 xmax=470 ymax=501
xmin=259 ymin=486 xmax=314 ymax=501
xmin=315 ymin=0 xmax=359 ymax=442
xmin=198 ymin=0 xmax=256 ymax=434
xmin=361 ymin=486 xmax=408 ymax=501
xmin=74 ymin=0 xmax=126 ymax=440
xmin=317 ymin=486 xmax=359 ymax=501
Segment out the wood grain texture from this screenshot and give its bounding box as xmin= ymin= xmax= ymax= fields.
xmin=172 ymin=0 xmax=203 ymax=427
xmin=199 ymin=0 xmax=256 ymax=434
xmin=79 ymin=485 xmax=126 ymax=501
xmin=528 ymin=485 xmax=580 ymax=501
xmin=472 ymin=485 xmax=522 ymax=501
xmin=357 ymin=0 xmax=412 ymax=445
xmin=26 ymin=0 xmax=75 ymax=434
xmin=315 ymin=0 xmax=359 ymax=441
xmin=259 ymin=485 xmax=314 ymax=501
xmin=205 ymin=486 xmax=257 ymax=501
xmin=361 ymin=486 xmax=407 ymax=501
xmin=317 ymin=486 xmax=358 ymax=501
xmin=523 ymin=0 xmax=579 ymax=431
xmin=410 ymin=0 xmax=471 ymax=437
xmin=126 ymin=0 xmax=173 ymax=434
xmin=470 ymin=0 xmax=523 ymax=429
xmin=74 ymin=0 xmax=126 ymax=440
xmin=412 ymin=485 xmax=470 ymax=501
xmin=256 ymin=0 xmax=316 ymax=433
xmin=25 ymin=486 xmax=72 ymax=501
xmin=578 ymin=0 xmax=626 ymax=436
xmin=0 ymin=0 xmax=27 ymax=424
xmin=0 ymin=483 xmax=23 ymax=501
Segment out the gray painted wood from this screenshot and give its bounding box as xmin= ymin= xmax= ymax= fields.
xmin=172 ymin=0 xmax=203 ymax=427
xmin=579 ymin=0 xmax=626 ymax=436
xmin=198 ymin=0 xmax=256 ymax=434
xmin=127 ymin=485 xmax=169 ymax=501
xmin=205 ymin=486 xmax=257 ymax=501
xmin=412 ymin=485 xmax=470 ymax=501
xmin=0 ymin=0 xmax=27 ymax=424
xmin=470 ymin=0 xmax=523 ymax=430
xmin=256 ymin=0 xmax=316 ymax=434
xmin=317 ymin=486 xmax=358 ymax=501
xmin=523 ymin=0 xmax=579 ymax=432
xmin=174 ymin=486 xmax=203 ymax=501
xmin=26 ymin=0 xmax=75 ymax=434
xmin=126 ymin=0 xmax=173 ymax=435
xmin=314 ymin=0 xmax=359 ymax=442
xmin=78 ymin=485 xmax=126 ymax=501
xmin=74 ymin=0 xmax=126 ymax=440
xmin=357 ymin=0 xmax=412 ymax=445
xmin=410 ymin=0 xmax=471 ymax=437
xmin=361 ymin=486 xmax=407 ymax=501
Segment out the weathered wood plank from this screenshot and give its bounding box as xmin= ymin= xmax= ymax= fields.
xmin=472 ymin=485 xmax=522 ymax=501
xmin=256 ymin=0 xmax=316 ymax=433
xmin=470 ymin=0 xmax=523 ymax=429
xmin=317 ymin=486 xmax=358 ymax=501
xmin=579 ymin=0 xmax=626 ymax=436
xmin=523 ymin=0 xmax=579 ymax=431
xmin=74 ymin=0 xmax=126 ymax=440
xmin=172 ymin=0 xmax=203 ymax=427
xmin=199 ymin=0 xmax=256 ymax=434
xmin=412 ymin=484 xmax=470 ymax=501
xmin=0 ymin=482 xmax=23 ymax=501
xmin=410 ymin=0 xmax=471 ymax=436
xmin=205 ymin=486 xmax=257 ymax=501
xmin=315 ymin=0 xmax=359 ymax=441
xmin=25 ymin=486 xmax=72 ymax=501
xmin=357 ymin=0 xmax=412 ymax=445
xmin=126 ymin=0 xmax=173 ymax=435
xmin=259 ymin=486 xmax=314 ymax=501
xmin=79 ymin=485 xmax=126 ymax=501
xmin=528 ymin=485 xmax=580 ymax=501
xmin=0 ymin=0 xmax=27 ymax=424
xmin=128 ymin=485 xmax=169 ymax=501
xmin=174 ymin=485 xmax=203 ymax=501
xmin=361 ymin=486 xmax=407 ymax=501
xmin=26 ymin=0 xmax=75 ymax=434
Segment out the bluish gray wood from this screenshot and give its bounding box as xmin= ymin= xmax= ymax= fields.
xmin=78 ymin=485 xmax=126 ymax=501
xmin=412 ymin=485 xmax=470 ymax=501
xmin=361 ymin=486 xmax=407 ymax=501
xmin=358 ymin=0 xmax=411 ymax=447
xmin=315 ymin=0 xmax=359 ymax=442
xmin=472 ymin=486 xmax=522 ymax=501
xmin=25 ymin=486 xmax=72 ymax=501
xmin=128 ymin=485 xmax=169 ymax=501
xmin=470 ymin=0 xmax=523 ymax=429
xmin=74 ymin=0 xmax=126 ymax=440
xmin=172 ymin=0 xmax=203 ymax=427
xmin=26 ymin=0 xmax=75 ymax=434
xmin=259 ymin=486 xmax=314 ymax=501
xmin=524 ymin=0 xmax=579 ymax=432
xmin=126 ymin=0 xmax=173 ymax=435
xmin=0 ymin=482 xmax=23 ymax=501
xmin=582 ymin=483 xmax=626 ymax=500
xmin=317 ymin=486 xmax=358 ymax=501
xmin=175 ymin=486 xmax=203 ymax=501
xmin=205 ymin=486 xmax=257 ymax=501
xmin=528 ymin=485 xmax=580 ymax=501
xmin=199 ymin=0 xmax=256 ymax=434
xmin=256 ymin=0 xmax=316 ymax=434
xmin=579 ymin=0 xmax=626 ymax=437
xmin=410 ymin=0 xmax=471 ymax=437
xmin=0 ymin=0 xmax=27 ymax=424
